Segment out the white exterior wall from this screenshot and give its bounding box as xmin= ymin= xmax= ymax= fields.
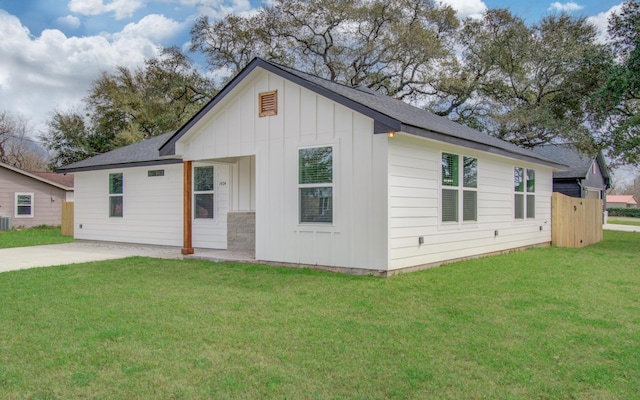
xmin=388 ymin=133 xmax=553 ymax=270
xmin=192 ymin=162 xmax=230 ymax=249
xmin=178 ymin=70 xmax=389 ymax=270
xmin=73 ymin=164 xmax=183 ymax=246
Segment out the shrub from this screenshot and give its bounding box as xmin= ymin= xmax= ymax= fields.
xmin=607 ymin=208 xmax=640 ymax=218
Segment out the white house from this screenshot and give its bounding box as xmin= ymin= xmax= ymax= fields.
xmin=58 ymin=58 xmax=564 ymax=275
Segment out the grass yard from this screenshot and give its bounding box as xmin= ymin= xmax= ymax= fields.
xmin=1 ymin=231 xmax=639 ymax=399
xmin=607 ymin=217 xmax=640 ymax=227
xmin=0 ymin=225 xmax=73 ymax=249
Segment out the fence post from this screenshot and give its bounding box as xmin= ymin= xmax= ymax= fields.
xmin=61 ymin=201 xmax=74 ymax=237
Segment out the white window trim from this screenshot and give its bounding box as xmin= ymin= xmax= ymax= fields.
xmin=440 ymin=152 xmax=478 ymax=227
xmin=193 ymin=164 xmax=215 ymax=220
xmin=526 ymin=168 xmax=535 ymax=219
xmin=15 ymin=192 xmax=34 ymax=218
xmin=298 ymin=144 xmax=335 ymax=226
xmin=514 ymin=167 xmax=536 ymax=220
xmin=109 ymin=172 xmax=123 ymax=218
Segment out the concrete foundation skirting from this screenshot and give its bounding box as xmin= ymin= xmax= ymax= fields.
xmin=227 ymin=211 xmax=255 ymax=252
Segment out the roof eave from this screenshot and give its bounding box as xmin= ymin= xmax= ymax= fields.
xmin=57 ymin=158 xmax=183 ymax=173
xmin=1 ymin=162 xmax=73 ymax=191
xmin=399 ymin=125 xmax=567 ymax=169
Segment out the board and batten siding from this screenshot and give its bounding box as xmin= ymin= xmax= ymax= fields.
xmin=0 ymin=167 xmax=68 ymax=228
xmin=177 ymin=70 xmax=389 ymax=270
xmin=73 ymin=164 xmax=183 ymax=246
xmin=192 ymin=162 xmax=230 ymax=249
xmin=388 ymin=133 xmax=553 ymax=270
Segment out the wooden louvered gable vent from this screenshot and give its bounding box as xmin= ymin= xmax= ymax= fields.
xmin=259 ymin=90 xmax=277 ymax=117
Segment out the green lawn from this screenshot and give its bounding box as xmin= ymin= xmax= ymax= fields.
xmin=1 ymin=231 xmax=639 ymax=399
xmin=607 ymin=217 xmax=640 ymax=227
xmin=0 ymin=225 xmax=74 ymax=249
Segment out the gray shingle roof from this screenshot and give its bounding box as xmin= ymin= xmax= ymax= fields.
xmin=58 ymin=131 xmax=180 ymax=173
xmin=276 ymin=62 xmax=556 ymax=164
xmin=161 ymin=58 xmax=564 ymax=168
xmin=529 ymin=144 xmax=598 ymax=179
xmin=61 ymin=58 xmax=565 ymax=172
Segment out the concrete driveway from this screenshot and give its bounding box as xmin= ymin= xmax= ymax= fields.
xmin=0 ymin=241 xmax=183 ymax=273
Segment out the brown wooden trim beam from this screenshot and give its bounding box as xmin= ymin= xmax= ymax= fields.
xmin=182 ymin=160 xmax=194 ymax=255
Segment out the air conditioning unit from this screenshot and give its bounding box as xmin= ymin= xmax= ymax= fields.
xmin=0 ymin=216 xmax=12 ymax=231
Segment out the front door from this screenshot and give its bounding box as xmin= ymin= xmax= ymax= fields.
xmin=192 ymin=163 xmax=230 ymax=249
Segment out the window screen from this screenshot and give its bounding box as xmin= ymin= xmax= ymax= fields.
xmin=442 ymin=189 xmax=458 ymax=222
xmin=514 ymin=167 xmax=524 ymax=192
xmin=527 ymin=194 xmax=535 ymax=218
xmin=15 ymin=193 xmax=33 ymax=217
xmin=463 ymin=190 xmax=477 ymax=221
xmin=515 ymin=194 xmax=524 ymax=219
xmin=526 ymin=169 xmax=535 ymax=193
xmin=442 ymin=153 xmax=459 ymax=186
xmin=109 ymin=173 xmax=123 ymax=217
xmin=299 ymin=147 xmax=333 ymax=223
xmin=194 ymin=166 xmax=214 ymax=219
xmin=463 ymin=157 xmax=477 ymax=188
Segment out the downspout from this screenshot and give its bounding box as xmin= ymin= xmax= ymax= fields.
xmin=577 ymin=179 xmax=584 ymax=198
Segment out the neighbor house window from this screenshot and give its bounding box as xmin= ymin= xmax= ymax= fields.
xmin=15 ymin=193 xmax=33 ymax=218
xmin=109 ymin=173 xmax=123 ymax=217
xmin=526 ymin=169 xmax=535 ymax=218
xmin=194 ymin=165 xmax=214 ymax=219
xmin=442 ymin=153 xmax=477 ymax=223
xmin=299 ymin=146 xmax=333 ymax=223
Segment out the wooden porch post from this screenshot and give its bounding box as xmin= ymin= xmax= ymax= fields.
xmin=182 ymin=160 xmax=194 ymax=255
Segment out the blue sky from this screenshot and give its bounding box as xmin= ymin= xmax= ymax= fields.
xmin=0 ymin=0 xmax=626 ymax=136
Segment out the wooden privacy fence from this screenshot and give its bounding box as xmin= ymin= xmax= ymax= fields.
xmin=61 ymin=201 xmax=74 ymax=237
xmin=552 ymin=192 xmax=603 ymax=248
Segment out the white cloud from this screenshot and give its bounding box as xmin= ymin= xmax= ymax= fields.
xmin=547 ymin=2 xmax=584 ymax=12
xmin=56 ymin=15 xmax=81 ymax=30
xmin=0 ymin=10 xmax=164 ymax=134
xmin=68 ymin=0 xmax=145 ymax=20
xmin=587 ymin=3 xmax=623 ymax=43
xmin=438 ymin=0 xmax=488 ymax=20
xmin=113 ymin=14 xmax=183 ymax=42
xmin=197 ymin=0 xmax=254 ymax=19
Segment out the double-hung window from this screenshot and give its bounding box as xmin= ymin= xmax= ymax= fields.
xmin=109 ymin=173 xmax=123 ymax=217
xmin=514 ymin=167 xmax=535 ymax=219
xmin=194 ymin=166 xmax=214 ymax=219
xmin=442 ymin=153 xmax=477 ymax=223
xmin=526 ymin=169 xmax=535 ymax=218
xmin=299 ymin=146 xmax=333 ymax=223
xmin=15 ymin=193 xmax=34 ymax=218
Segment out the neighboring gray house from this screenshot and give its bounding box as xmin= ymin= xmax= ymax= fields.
xmin=59 ymin=58 xmax=564 ymax=275
xmin=531 ymin=144 xmax=610 ymax=200
xmin=0 ymin=162 xmax=74 ymax=229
